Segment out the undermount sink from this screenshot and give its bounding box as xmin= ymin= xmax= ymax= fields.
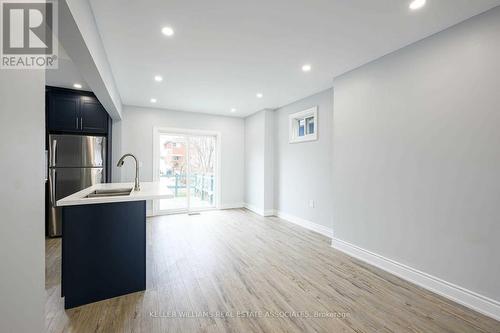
xmin=85 ymin=188 xmax=133 ymax=198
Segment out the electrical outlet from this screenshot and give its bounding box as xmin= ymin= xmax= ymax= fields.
xmin=309 ymin=199 xmax=315 ymax=208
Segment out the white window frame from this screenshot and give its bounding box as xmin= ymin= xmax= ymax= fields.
xmin=289 ymin=106 xmax=318 ymax=143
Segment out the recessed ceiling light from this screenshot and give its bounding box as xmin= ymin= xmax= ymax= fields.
xmin=150 ymin=98 xmax=157 ymax=103
xmin=302 ymin=64 xmax=312 ymax=72
xmin=154 ymin=75 xmax=163 ymax=82
xmin=409 ymin=0 xmax=426 ymax=10
xmin=73 ymin=83 xmax=82 ymax=89
xmin=161 ymin=26 xmax=174 ymax=37
xmin=256 ymin=93 xmax=263 ymax=99
xmin=230 ymin=108 xmax=237 ymax=113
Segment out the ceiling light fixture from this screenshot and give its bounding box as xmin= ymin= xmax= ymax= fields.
xmin=230 ymin=108 xmax=237 ymax=113
xmin=154 ymin=75 xmax=163 ymax=82
xmin=409 ymin=0 xmax=426 ymax=10
xmin=161 ymin=26 xmax=174 ymax=37
xmin=302 ymin=64 xmax=312 ymax=72
xmin=150 ymin=98 xmax=157 ymax=103
xmin=256 ymin=93 xmax=263 ymax=99
xmin=73 ymin=83 xmax=82 ymax=89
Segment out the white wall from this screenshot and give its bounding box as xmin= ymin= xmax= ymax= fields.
xmin=332 ymin=7 xmax=500 ymax=303
xmin=263 ymin=110 xmax=274 ymax=212
xmin=274 ymin=89 xmax=334 ymax=229
xmin=0 ymin=71 xmax=45 ymax=331
xmin=244 ymin=109 xmax=274 ymax=215
xmin=244 ymin=110 xmax=265 ymax=212
xmin=114 ymin=106 xmax=245 ymax=208
xmin=111 ymin=119 xmax=123 ymax=182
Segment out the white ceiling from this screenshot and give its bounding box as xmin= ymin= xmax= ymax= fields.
xmin=88 ymin=0 xmax=500 ymax=117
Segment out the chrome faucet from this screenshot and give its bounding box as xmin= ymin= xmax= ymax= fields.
xmin=117 ymin=154 xmax=141 ymax=191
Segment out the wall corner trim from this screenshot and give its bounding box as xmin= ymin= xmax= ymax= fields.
xmin=331 ymin=237 xmax=500 ymax=321
xmin=276 ymin=211 xmax=333 ymax=239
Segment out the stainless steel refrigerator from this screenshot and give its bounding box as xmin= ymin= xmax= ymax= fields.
xmin=47 ymin=134 xmax=107 ymax=237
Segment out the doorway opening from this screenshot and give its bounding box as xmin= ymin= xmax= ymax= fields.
xmin=153 ymin=128 xmax=220 ymax=215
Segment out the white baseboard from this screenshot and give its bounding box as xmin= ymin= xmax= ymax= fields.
xmin=219 ymin=202 xmax=245 ymax=210
xmin=332 ymin=237 xmax=500 ymax=321
xmin=263 ymin=209 xmax=276 ymax=217
xmin=276 ymin=211 xmax=333 ymax=239
xmin=244 ymin=203 xmax=275 ymax=217
xmin=243 ymin=203 xmax=262 ymax=215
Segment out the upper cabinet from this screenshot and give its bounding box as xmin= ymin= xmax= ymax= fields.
xmin=47 ymin=87 xmax=109 ymax=135
xmin=80 ymin=97 xmax=108 ymax=133
xmin=48 ymin=92 xmax=80 ymax=133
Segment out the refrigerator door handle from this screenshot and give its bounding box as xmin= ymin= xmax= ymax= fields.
xmin=50 ymin=169 xmax=57 ymax=207
xmin=45 ymin=150 xmax=48 ymax=182
xmin=51 ymin=139 xmax=57 ymax=167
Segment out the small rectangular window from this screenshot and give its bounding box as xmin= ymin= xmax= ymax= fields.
xmin=289 ymin=107 xmax=318 ymax=143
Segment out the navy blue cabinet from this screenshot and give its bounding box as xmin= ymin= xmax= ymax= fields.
xmin=80 ymin=97 xmax=108 ymax=133
xmin=48 ymin=91 xmax=81 ymax=132
xmin=47 ymin=87 xmax=109 ymax=134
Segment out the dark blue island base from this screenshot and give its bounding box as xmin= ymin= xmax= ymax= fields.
xmin=62 ymin=201 xmax=146 ymax=309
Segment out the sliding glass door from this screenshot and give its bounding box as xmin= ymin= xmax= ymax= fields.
xmin=188 ymin=135 xmax=216 ymax=210
xmin=155 ymin=130 xmax=218 ymax=214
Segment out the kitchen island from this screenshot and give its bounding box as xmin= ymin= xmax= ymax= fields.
xmin=57 ymin=182 xmax=173 ymax=309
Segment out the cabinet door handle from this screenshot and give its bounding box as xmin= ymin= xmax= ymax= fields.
xmin=80 ymin=117 xmax=83 ymax=129
xmin=76 ymin=117 xmax=79 ymax=129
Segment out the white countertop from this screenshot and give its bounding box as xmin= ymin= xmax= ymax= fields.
xmin=57 ymin=182 xmax=174 ymax=207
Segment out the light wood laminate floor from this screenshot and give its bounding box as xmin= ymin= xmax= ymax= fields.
xmin=45 ymin=209 xmax=500 ymax=332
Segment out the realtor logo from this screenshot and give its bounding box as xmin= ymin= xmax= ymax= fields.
xmin=1 ymin=0 xmax=58 ymax=69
